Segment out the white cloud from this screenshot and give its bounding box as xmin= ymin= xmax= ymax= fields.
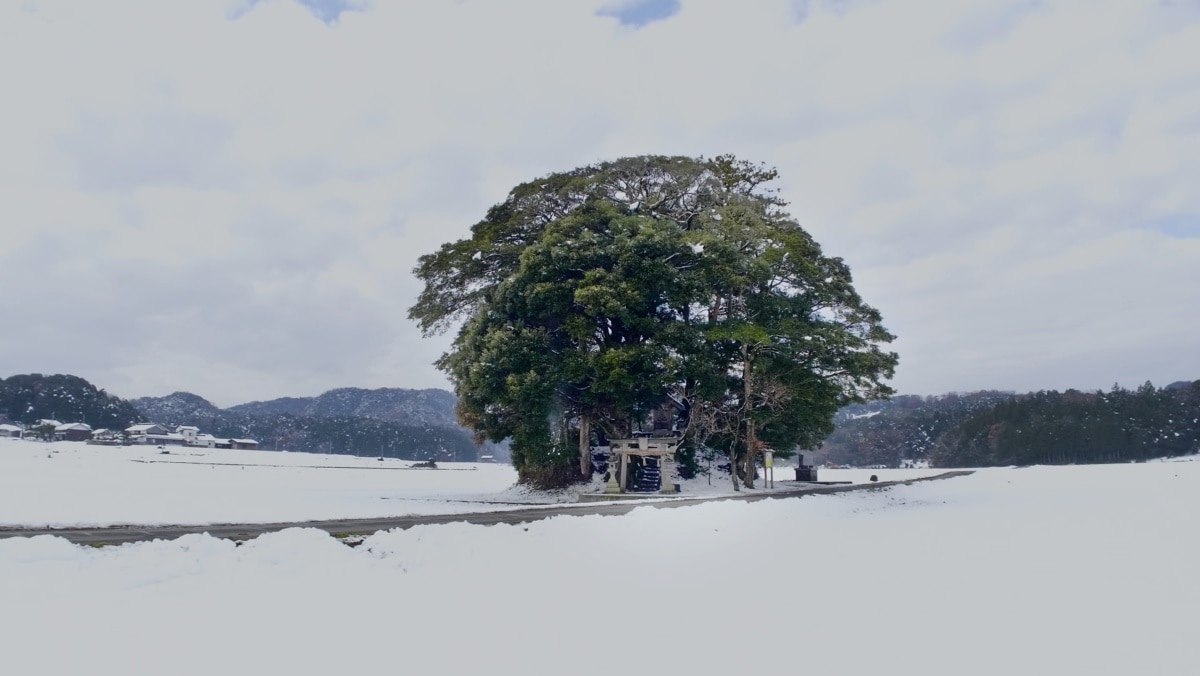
xmin=1 ymin=0 xmax=1198 ymax=405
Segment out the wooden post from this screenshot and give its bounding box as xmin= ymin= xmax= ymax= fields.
xmin=620 ymin=451 xmax=630 ymax=493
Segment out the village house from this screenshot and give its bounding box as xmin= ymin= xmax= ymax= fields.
xmin=54 ymin=422 xmax=94 ymax=442
xmin=125 ymin=423 xmax=170 ymax=438
xmin=176 ymin=426 xmax=223 ymax=448
xmin=0 ymin=423 xmax=23 ymax=438
xmin=123 ymin=423 xmax=185 ymax=446
xmin=123 ymin=423 xmax=257 ymax=450
xmin=90 ymin=428 xmax=121 ymax=442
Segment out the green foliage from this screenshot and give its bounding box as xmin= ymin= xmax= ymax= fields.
xmin=32 ymin=422 xmax=57 ymax=441
xmin=410 ymin=155 xmax=899 ymax=488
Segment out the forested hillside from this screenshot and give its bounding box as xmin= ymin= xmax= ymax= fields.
xmin=821 ymin=381 xmax=1200 ymax=468
xmin=0 ymin=374 xmax=144 ymax=429
xmin=130 ymin=391 xmax=221 ymax=422
xmin=133 ymin=388 xmax=496 ymax=462
xmin=225 ymin=388 xmax=459 ymax=427
xmin=0 ymin=374 xmax=492 ymax=462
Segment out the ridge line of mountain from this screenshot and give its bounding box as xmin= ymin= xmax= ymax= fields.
xmin=1 ymin=374 xmax=499 ymax=462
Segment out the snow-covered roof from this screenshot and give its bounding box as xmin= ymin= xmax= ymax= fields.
xmin=55 ymin=423 xmax=92 ymax=432
xmin=0 ymin=424 xmax=22 ymax=432
xmin=126 ymin=424 xmax=163 ymax=433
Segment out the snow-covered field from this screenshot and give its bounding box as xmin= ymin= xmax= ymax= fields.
xmin=0 ymin=440 xmax=939 ymax=527
xmin=0 ymin=440 xmax=523 ymax=527
xmin=2 ymin=440 xmax=1197 ymax=675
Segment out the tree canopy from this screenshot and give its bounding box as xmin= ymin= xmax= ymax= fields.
xmin=410 ymin=155 xmax=898 ymax=489
xmin=0 ymin=374 xmax=144 ymax=430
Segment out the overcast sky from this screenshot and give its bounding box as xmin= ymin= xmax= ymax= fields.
xmin=2 ymin=0 xmax=1198 ymax=407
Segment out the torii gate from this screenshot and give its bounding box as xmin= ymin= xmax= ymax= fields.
xmin=603 ymin=435 xmax=681 ymax=494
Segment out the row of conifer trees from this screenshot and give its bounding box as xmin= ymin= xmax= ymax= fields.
xmin=821 ymin=381 xmax=1200 ymax=468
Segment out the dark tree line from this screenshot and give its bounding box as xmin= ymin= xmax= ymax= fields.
xmin=820 ymin=381 xmax=1200 ymax=468
xmin=0 ymin=374 xmax=145 ymax=429
xmin=157 ymin=411 xmax=480 ymax=461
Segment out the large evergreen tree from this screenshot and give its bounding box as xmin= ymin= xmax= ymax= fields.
xmin=410 ymin=155 xmax=898 ymax=488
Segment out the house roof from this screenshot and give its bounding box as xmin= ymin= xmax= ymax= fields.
xmin=126 ymin=423 xmax=164 ymax=433
xmin=0 ymin=424 xmax=22 ymax=432
xmin=55 ymin=423 xmax=92 ymax=432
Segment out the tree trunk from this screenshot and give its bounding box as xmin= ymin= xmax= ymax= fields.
xmin=741 ymin=345 xmax=756 ymax=489
xmin=739 ymin=448 xmax=756 ymax=488
xmin=578 ymin=414 xmax=591 ymax=479
xmin=728 ymin=441 xmax=740 ymax=491
xmin=740 ymin=418 xmax=760 ymax=489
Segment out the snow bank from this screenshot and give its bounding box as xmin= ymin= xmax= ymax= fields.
xmin=2 ymin=460 xmax=1197 ymax=675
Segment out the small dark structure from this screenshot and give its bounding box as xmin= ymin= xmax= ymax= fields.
xmin=629 ymin=456 xmax=663 ymax=493
xmin=214 ymin=438 xmax=259 ymax=450
xmin=55 ymin=423 xmax=94 ymax=442
xmin=794 ymin=454 xmax=819 ymax=482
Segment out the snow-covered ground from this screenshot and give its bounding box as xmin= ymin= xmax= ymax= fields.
xmin=0 ymin=440 xmax=940 ymax=527
xmin=2 ymin=440 xmax=1197 ymax=675
xmin=0 ymin=440 xmax=521 ymax=527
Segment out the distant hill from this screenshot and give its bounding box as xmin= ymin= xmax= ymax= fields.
xmin=226 ymin=387 xmax=459 ymax=427
xmin=131 ymin=386 xmax=505 ymax=463
xmin=130 ymin=391 xmax=221 ymax=423
xmin=0 ymin=374 xmax=145 ymax=429
xmin=0 ymin=373 xmax=499 ymax=462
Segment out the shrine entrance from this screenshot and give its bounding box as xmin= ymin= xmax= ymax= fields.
xmin=603 ymin=435 xmax=681 ymax=494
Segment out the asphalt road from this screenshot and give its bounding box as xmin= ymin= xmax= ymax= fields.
xmin=0 ymin=471 xmax=974 ymax=546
